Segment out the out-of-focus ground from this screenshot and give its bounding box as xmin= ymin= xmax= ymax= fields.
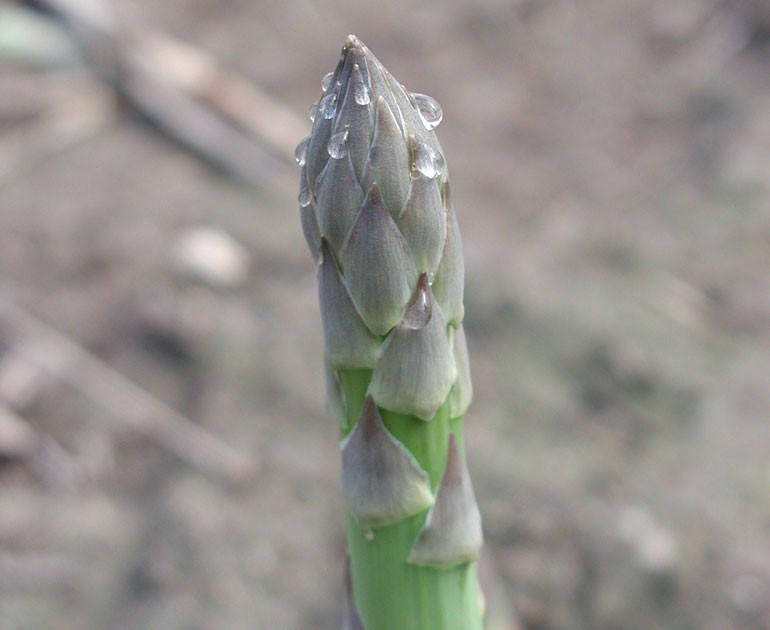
xmin=1 ymin=0 xmax=770 ymax=628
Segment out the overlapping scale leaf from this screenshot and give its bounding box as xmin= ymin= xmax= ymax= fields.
xmin=449 ymin=325 xmax=473 ymax=419
xmin=305 ymin=107 xmax=334 ymax=192
xmin=408 ymin=434 xmax=483 ymax=567
xmin=334 ymin=63 xmax=373 ymax=181
xmin=298 ymin=168 xmax=321 ymax=257
xmin=360 ymin=53 xmax=404 ymax=139
xmin=432 ymin=183 xmax=465 ymax=325
xmin=385 ymin=73 xmax=434 ymax=149
xmin=318 ymin=240 xmax=380 ymax=368
xmin=339 ymin=184 xmax=417 ymax=336
xmin=343 ymin=557 xmax=365 ymax=630
xmin=325 ymin=362 xmax=347 ymax=429
xmin=341 ymin=397 xmax=434 ymax=528
xmin=368 ymin=275 xmax=456 ymax=420
xmin=397 ymin=169 xmax=446 ymax=275
xmin=361 ymin=97 xmax=410 ymax=220
xmin=315 ymin=151 xmax=365 ymax=252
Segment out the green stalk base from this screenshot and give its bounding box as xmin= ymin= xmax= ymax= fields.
xmin=346 ymin=515 xmax=482 ymax=630
xmin=339 ymin=369 xmax=484 ymax=630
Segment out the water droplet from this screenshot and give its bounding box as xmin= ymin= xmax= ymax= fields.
xmin=294 ymin=137 xmax=309 ymax=166
xmin=412 ymin=142 xmax=444 ymax=179
xmin=309 ymin=101 xmax=318 ymax=122
xmin=321 ymin=71 xmax=334 ymax=91
xmin=298 ymin=178 xmax=312 ymax=207
xmin=403 ymin=275 xmax=432 ymax=330
xmin=327 ymin=129 xmax=349 ymax=159
xmin=320 ymin=92 xmax=338 ymax=119
xmin=411 ymin=93 xmax=443 ymax=130
xmin=433 ymin=149 xmax=445 ymax=174
xmin=354 ymin=82 xmax=370 ymax=106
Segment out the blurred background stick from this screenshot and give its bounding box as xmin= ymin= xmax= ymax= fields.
xmin=0 ymin=402 xmax=38 ymax=459
xmin=3 ymin=304 xmax=258 ymax=486
xmin=18 ymin=0 xmax=306 ymax=186
xmin=0 ymin=70 xmax=114 ymax=184
xmin=0 ymin=403 xmax=81 ymax=489
xmin=0 ymin=550 xmax=82 ymax=590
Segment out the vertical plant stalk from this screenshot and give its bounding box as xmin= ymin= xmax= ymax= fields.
xmin=297 ymin=35 xmax=483 ymax=630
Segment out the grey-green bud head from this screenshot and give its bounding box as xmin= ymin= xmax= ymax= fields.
xmin=298 ymin=35 xmax=468 ymax=420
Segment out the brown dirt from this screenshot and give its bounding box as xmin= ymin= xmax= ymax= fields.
xmin=2 ymin=1 xmax=770 ymax=628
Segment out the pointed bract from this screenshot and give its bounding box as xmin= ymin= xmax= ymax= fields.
xmin=449 ymin=325 xmax=473 ymax=419
xmin=362 ymin=97 xmax=410 ymax=221
xmin=305 ymin=111 xmax=333 ymax=193
xmin=340 ymin=35 xmax=369 ymax=78
xmin=361 ymin=50 xmax=404 ymax=140
xmin=340 ymin=184 xmax=417 ymax=336
xmin=397 ymin=174 xmax=446 ymax=275
xmin=316 ymin=153 xmax=365 ymax=252
xmin=384 ymin=73 xmax=435 ymax=149
xmin=324 ymin=362 xmax=347 ymax=429
xmin=369 ymin=276 xmax=456 ymax=420
xmin=432 ymin=185 xmax=465 ymax=325
xmin=318 ymin=240 xmax=379 ymax=368
xmin=343 ymin=556 xmax=366 ymax=630
xmin=408 ymin=434 xmax=483 ymax=567
xmin=340 ymin=397 xmax=434 ymax=528
xmin=335 ymin=63 xmax=374 ymax=181
xmin=300 ymin=200 xmax=321 ymax=260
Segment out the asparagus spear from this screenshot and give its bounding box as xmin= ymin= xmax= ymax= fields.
xmin=297 ymin=35 xmax=483 ymax=630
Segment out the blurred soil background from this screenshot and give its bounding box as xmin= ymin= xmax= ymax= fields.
xmin=1 ymin=0 xmax=770 ymax=628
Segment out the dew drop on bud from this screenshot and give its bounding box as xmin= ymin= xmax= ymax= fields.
xmin=320 ymin=92 xmax=338 ymax=119
xmin=309 ymin=101 xmax=318 ymax=123
xmin=403 ymin=275 xmax=432 ymax=330
xmin=327 ymin=129 xmax=349 ymax=159
xmin=432 ymin=150 xmax=445 ymax=174
xmin=412 ymin=142 xmax=443 ymax=179
xmin=411 ymin=93 xmax=443 ymax=130
xmin=298 ymin=178 xmax=312 ymax=207
xmin=354 ymin=82 xmax=370 ymax=106
xmin=321 ymin=71 xmax=334 ymax=92
xmin=294 ymin=137 xmax=309 ymax=166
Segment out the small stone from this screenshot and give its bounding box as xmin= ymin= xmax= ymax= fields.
xmin=172 ymin=226 xmax=250 ymax=287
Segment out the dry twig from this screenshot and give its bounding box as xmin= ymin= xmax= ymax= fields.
xmin=0 ymin=403 xmax=81 ymax=489
xmin=19 ymin=0 xmax=306 ymax=186
xmin=2 ymin=304 xmax=258 ymax=486
xmin=0 ymin=551 xmax=81 ymax=590
xmin=0 ymin=403 xmax=37 ymax=458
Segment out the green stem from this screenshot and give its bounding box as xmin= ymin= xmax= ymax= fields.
xmin=339 ymin=368 xmax=483 ymax=630
xmin=339 ymin=368 xmax=372 ymax=436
